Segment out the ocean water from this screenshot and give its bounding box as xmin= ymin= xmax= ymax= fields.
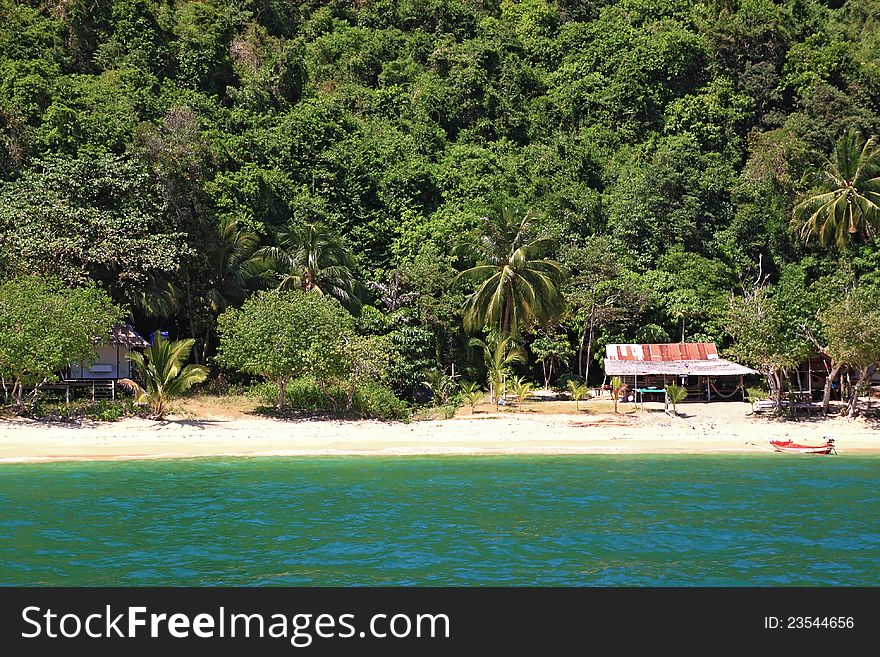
xmin=0 ymin=455 xmax=878 ymax=586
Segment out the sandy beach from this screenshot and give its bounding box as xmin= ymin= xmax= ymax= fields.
xmin=1 ymin=401 xmax=878 ymax=463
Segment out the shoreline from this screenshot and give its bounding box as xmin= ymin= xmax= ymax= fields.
xmin=2 ymin=403 xmax=878 ymax=463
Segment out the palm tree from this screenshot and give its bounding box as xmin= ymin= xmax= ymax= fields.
xmin=511 ymin=377 xmax=534 ymax=411
xmin=665 ymin=383 xmax=688 ymax=416
xmin=459 ymin=380 xmax=484 ymax=414
xmin=567 ymin=380 xmax=589 ymax=411
xmin=611 ymin=376 xmax=626 ymax=414
xmin=456 ymin=205 xmax=566 ymax=337
xmin=468 ymin=335 xmax=526 ymax=409
xmin=422 ymin=369 xmax=456 ymax=406
xmin=121 ymin=334 xmax=209 ymax=420
xmin=792 ymin=130 xmax=880 ymax=249
xmin=255 ymin=222 xmax=363 ymax=313
xmin=206 ymin=216 xmax=262 ymax=314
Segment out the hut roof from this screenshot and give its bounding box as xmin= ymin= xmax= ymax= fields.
xmin=604 ymin=343 xmax=757 ymax=376
xmin=108 ymin=324 xmax=150 ymax=348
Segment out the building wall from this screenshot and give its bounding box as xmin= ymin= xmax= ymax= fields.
xmin=69 ymin=345 xmax=132 ymax=379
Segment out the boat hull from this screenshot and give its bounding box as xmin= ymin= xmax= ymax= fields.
xmin=769 ymin=440 xmax=835 ymax=455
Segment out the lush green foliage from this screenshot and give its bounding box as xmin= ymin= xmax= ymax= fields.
xmin=468 ymin=334 xmax=526 ymax=406
xmin=215 ymin=290 xmax=355 ymax=409
xmin=4 ymin=0 xmax=880 ymax=406
xmin=459 ymin=380 xmax=483 ymax=412
xmin=125 ymin=334 xmax=209 ymax=419
xmin=793 ymin=130 xmax=880 ymax=248
xmin=255 ymin=222 xmax=363 ymax=313
xmin=248 ymin=378 xmax=409 ymax=420
xmin=456 ymin=205 xmax=565 ymax=336
xmin=510 ymin=376 xmax=534 ymax=410
xmin=422 ymin=368 xmax=456 ymax=406
xmin=665 ymin=383 xmax=688 ymax=415
xmin=726 ymin=282 xmax=811 ymax=409
xmin=818 ymin=288 xmax=880 ymax=416
xmin=566 ymin=379 xmax=589 ymax=411
xmin=0 ymin=276 xmax=120 ymax=411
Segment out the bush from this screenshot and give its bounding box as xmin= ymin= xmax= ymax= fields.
xmin=352 ymin=382 xmax=410 ymax=421
xmin=24 ymin=399 xmax=130 ymax=422
xmin=248 ymin=378 xmax=409 ymax=420
xmin=555 ymin=373 xmax=585 ymax=391
xmin=746 ymin=386 xmax=768 ymax=402
xmin=91 ymin=401 xmax=124 ymax=422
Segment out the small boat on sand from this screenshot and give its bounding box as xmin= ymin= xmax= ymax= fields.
xmin=769 ymin=437 xmax=836 ymax=455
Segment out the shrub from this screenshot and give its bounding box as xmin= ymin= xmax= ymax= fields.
xmin=24 ymin=399 xmax=130 ymax=422
xmin=746 ymin=386 xmax=769 ymax=411
xmin=248 ymin=378 xmax=409 ymax=420
xmin=555 ymin=373 xmax=584 ymax=391
xmin=352 ymin=382 xmax=410 ymax=421
xmin=91 ymin=401 xmax=123 ymax=422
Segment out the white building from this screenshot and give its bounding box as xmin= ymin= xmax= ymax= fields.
xmin=68 ymin=324 xmax=151 ymax=380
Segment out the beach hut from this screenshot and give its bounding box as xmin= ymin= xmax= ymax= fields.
xmin=61 ymin=324 xmax=151 ymax=400
xmin=68 ymin=324 xmax=151 ymax=381
xmin=602 ymin=343 xmax=757 ymax=402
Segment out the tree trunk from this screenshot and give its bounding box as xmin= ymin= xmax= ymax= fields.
xmin=277 ymin=379 xmax=286 ymax=411
xmin=188 ymin=317 xmax=202 ymax=365
xmin=30 ymin=380 xmax=42 ymax=411
xmin=848 ymin=365 xmax=876 ymax=418
xmin=542 ymin=361 xmax=550 ymax=389
xmin=12 ymin=379 xmax=23 ymax=415
xmin=577 ymin=327 xmax=586 ymax=378
xmin=822 ymin=363 xmax=842 ymax=416
xmin=771 ymin=369 xmax=784 ymax=413
xmin=346 ymin=380 xmax=356 ymax=414
xmin=584 ymin=313 xmax=595 ymax=384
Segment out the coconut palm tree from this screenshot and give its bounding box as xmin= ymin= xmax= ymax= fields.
xmin=468 ymin=335 xmax=526 ymax=408
xmin=611 ymin=376 xmax=626 ymax=414
xmin=792 ymin=130 xmax=880 ymax=249
xmin=255 ymin=222 xmax=363 ymax=313
xmin=665 ymin=383 xmax=688 ymax=416
xmin=567 ymin=380 xmax=589 ymax=411
xmin=459 ymin=380 xmax=483 ymax=413
xmin=456 ymin=205 xmax=566 ymax=337
xmin=422 ymin=368 xmax=456 ymax=406
xmin=511 ymin=377 xmax=534 ymax=411
xmin=206 ymin=215 xmax=262 ymax=314
xmin=122 ymin=334 xmax=208 ymax=420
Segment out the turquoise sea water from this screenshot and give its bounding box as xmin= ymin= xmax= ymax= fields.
xmin=0 ymin=455 xmax=878 ymax=586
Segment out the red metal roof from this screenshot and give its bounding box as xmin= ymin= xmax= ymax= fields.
xmin=605 ymin=343 xmax=719 ymax=362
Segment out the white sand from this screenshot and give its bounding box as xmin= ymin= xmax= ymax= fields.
xmin=1 ymin=402 xmax=877 ymax=463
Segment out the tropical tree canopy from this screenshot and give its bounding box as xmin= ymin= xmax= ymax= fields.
xmin=456 ymin=206 xmax=566 ymax=337
xmin=0 ymin=276 xmax=121 ymax=411
xmin=255 ymin=222 xmax=363 ymax=314
xmin=793 ymin=130 xmax=880 ymax=249
xmin=215 ymin=290 xmax=356 ymax=410
xmin=3 ymin=0 xmax=880 ymax=400
xmin=205 ymin=215 xmax=262 ymax=314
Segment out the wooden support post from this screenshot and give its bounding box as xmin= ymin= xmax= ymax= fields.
xmin=808 ymin=360 xmax=812 ymax=400
xmin=706 ymin=378 xmax=711 ymax=402
xmin=92 ymin=381 xmax=95 ymax=402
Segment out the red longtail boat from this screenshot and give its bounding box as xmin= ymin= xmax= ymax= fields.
xmin=769 ymin=437 xmax=836 ymax=455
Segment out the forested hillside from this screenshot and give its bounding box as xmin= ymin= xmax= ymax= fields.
xmin=2 ymin=0 xmax=879 ymax=402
